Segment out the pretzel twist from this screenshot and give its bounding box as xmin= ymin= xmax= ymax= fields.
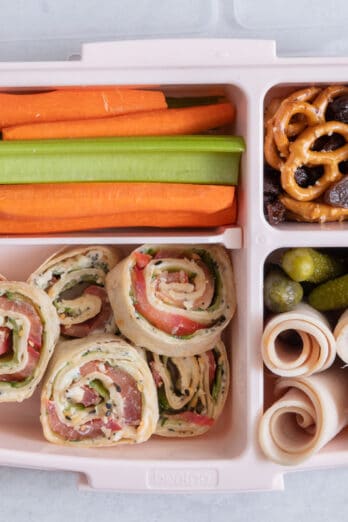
xmin=280 ymin=121 xmax=348 ymax=201
xmin=280 ymin=195 xmax=348 ymax=223
xmin=312 ymin=85 xmax=348 ymax=115
xmin=264 ymin=87 xmax=321 ymax=170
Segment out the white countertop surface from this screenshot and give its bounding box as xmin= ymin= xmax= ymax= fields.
xmin=1 ymin=1 xmax=348 ymax=519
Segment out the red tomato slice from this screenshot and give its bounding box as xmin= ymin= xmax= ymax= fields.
xmin=134 ymin=252 xmax=152 ymax=269
xmin=131 ymin=266 xmax=206 ymax=336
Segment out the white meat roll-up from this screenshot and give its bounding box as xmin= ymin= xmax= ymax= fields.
xmin=259 ymin=367 xmax=348 ymax=465
xmin=28 ymin=245 xmax=120 ymax=338
xmin=334 ymin=309 xmax=348 ymax=363
xmin=40 ymin=335 xmax=158 ymax=447
xmin=262 ymin=303 xmax=336 ymax=377
xmin=148 ymin=339 xmax=229 ymax=437
xmin=0 ymin=281 xmax=60 ymax=402
xmin=106 ymin=245 xmax=235 ymax=356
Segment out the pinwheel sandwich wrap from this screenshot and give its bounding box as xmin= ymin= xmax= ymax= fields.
xmin=28 ymin=245 xmax=119 ymax=338
xmin=40 ymin=334 xmax=159 ymax=446
xmin=148 ymin=339 xmax=229 ymax=437
xmin=106 ymin=245 xmax=235 ymax=356
xmin=0 ymin=281 xmax=60 ymax=402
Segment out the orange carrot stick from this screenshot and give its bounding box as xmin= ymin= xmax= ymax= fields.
xmin=0 ymin=89 xmax=167 ymax=128
xmin=3 ymin=103 xmax=235 ymax=140
xmin=0 ymin=182 xmax=236 ymax=234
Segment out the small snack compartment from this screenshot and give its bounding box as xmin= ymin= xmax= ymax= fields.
xmin=263 ymin=83 xmax=348 ymax=228
xmin=261 ymin=246 xmax=348 ymax=467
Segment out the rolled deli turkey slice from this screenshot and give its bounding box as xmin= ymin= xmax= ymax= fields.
xmin=262 ymin=303 xmax=336 ymax=377
xmin=40 ymin=334 xmax=158 ymax=447
xmin=148 ymin=339 xmax=229 ymax=437
xmin=28 ymin=245 xmax=120 ymax=338
xmin=334 ymin=309 xmax=348 ymax=363
xmin=259 ymin=366 xmax=348 ymax=465
xmin=106 ymin=244 xmax=236 ymax=356
xmin=0 ymin=281 xmax=59 ymax=402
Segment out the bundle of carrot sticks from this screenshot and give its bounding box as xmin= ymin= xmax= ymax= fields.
xmin=0 ymin=87 xmax=243 ymax=233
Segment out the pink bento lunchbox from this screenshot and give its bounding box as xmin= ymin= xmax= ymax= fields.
xmin=1 ymin=0 xmax=348 ymax=492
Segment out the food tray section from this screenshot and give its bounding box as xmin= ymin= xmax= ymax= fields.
xmin=1 ymin=39 xmax=348 ymax=492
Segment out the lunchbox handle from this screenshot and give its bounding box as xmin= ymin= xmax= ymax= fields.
xmin=81 ymin=39 xmax=277 ymax=67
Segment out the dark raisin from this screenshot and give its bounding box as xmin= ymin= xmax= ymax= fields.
xmin=264 ymin=165 xmax=286 ymax=224
xmin=323 ymin=175 xmax=348 ymax=208
xmin=294 ymin=165 xmax=324 ymax=188
xmin=339 ymin=161 xmax=348 ymax=174
xmin=312 ymin=133 xmax=345 ymax=152
xmin=264 ymin=167 xmax=282 ymax=197
xmin=326 ymin=94 xmax=348 ymax=123
xmin=266 ymin=199 xmax=286 ymax=225
xmin=264 ymin=192 xmax=275 ymax=209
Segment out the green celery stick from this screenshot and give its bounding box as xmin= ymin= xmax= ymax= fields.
xmin=0 ymin=135 xmax=245 ymax=185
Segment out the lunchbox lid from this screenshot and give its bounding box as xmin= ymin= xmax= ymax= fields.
xmin=2 ymin=0 xmax=348 ymax=61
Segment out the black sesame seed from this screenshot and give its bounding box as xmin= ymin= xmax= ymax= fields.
xmin=106 ymin=402 xmax=112 ymax=409
xmin=105 ymin=410 xmax=112 ymax=417
xmin=65 ymin=416 xmax=71 ymax=421
xmin=115 ymin=384 xmax=121 ymax=392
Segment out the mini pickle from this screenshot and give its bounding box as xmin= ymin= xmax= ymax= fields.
xmin=308 ymin=273 xmax=348 ymax=311
xmin=281 ymin=248 xmax=344 ymax=284
xmin=264 ymin=268 xmax=303 ymax=313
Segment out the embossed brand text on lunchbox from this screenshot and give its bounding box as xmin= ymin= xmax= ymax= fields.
xmin=147 ymin=468 xmax=218 ymax=490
